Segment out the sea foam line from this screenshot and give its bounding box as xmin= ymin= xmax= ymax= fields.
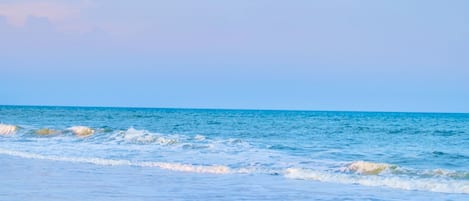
xmin=0 ymin=148 xmax=230 ymax=174
xmin=285 ymin=168 xmax=469 ymax=194
xmin=2 ymin=148 xmax=467 ymax=194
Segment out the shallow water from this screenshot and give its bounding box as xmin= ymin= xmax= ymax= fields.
xmin=0 ymin=106 xmax=468 ymax=200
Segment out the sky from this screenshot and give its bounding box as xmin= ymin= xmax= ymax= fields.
xmin=1 ymin=0 xmax=468 ymax=112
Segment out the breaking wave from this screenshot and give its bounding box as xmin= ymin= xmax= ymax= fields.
xmin=0 ymin=124 xmax=18 ymax=135
xmin=0 ymin=146 xmax=467 ymax=194
xmin=0 ymin=148 xmax=230 ymax=174
xmin=1 ymin=125 xmax=468 ymax=195
xmin=108 ymin=128 xmax=179 ymax=145
xmin=340 ymin=161 xmax=469 ymax=180
xmin=285 ymin=168 xmax=469 ymax=194
xmin=342 ymin=161 xmax=395 ymax=175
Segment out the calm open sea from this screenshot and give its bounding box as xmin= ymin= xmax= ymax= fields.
xmin=0 ymin=105 xmax=468 ymax=200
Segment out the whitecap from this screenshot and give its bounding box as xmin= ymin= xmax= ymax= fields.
xmin=194 ymin=134 xmax=206 ymax=141
xmin=68 ymin=126 xmax=94 ymax=137
xmin=0 ymin=124 xmax=18 ymax=135
xmin=343 ymin=161 xmax=394 ymax=175
xmin=114 ymin=128 xmax=178 ymax=145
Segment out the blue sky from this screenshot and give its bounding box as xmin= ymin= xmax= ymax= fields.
xmin=1 ymin=0 xmax=468 ymax=112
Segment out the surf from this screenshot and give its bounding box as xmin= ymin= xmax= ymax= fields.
xmin=0 ymin=124 xmax=18 ymax=135
xmin=0 ymin=148 xmax=231 ymax=175
xmin=284 ymin=167 xmax=469 ymax=194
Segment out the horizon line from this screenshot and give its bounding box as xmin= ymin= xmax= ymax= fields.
xmin=1 ymin=104 xmax=467 ymax=115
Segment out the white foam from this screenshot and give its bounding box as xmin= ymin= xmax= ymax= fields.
xmin=0 ymin=148 xmax=131 ymax=166
xmin=68 ymin=126 xmax=94 ymax=137
xmin=426 ymin=169 xmax=469 ymax=179
xmin=285 ymin=168 xmax=469 ymax=194
xmin=137 ymin=162 xmax=230 ymax=174
xmin=0 ymin=148 xmax=230 ymax=174
xmin=115 ymin=128 xmax=178 ymax=145
xmin=344 ymin=161 xmax=393 ymax=175
xmin=343 ymin=161 xmax=468 ymax=179
xmin=0 ymin=124 xmax=18 ymax=135
xmin=194 ymin=134 xmax=206 ymax=141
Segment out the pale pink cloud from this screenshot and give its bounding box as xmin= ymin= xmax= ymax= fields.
xmin=0 ymin=2 xmax=78 ymax=26
xmin=0 ymin=1 xmax=93 ymax=33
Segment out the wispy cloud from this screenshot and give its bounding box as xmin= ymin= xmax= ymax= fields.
xmin=0 ymin=1 xmax=93 ymax=33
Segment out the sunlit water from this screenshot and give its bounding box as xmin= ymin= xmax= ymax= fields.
xmin=0 ymin=106 xmax=468 ymax=200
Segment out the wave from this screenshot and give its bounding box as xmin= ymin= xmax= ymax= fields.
xmin=0 ymin=147 xmax=467 ymax=194
xmin=342 ymin=161 xmax=395 ymax=175
xmin=137 ymin=162 xmax=230 ymax=174
xmin=0 ymin=124 xmax=18 ymax=135
xmin=1 ymin=126 xmax=179 ymax=145
xmin=2 ymin=124 xmax=468 ymax=194
xmin=0 ymin=148 xmax=230 ymax=174
xmin=35 ymin=128 xmax=60 ymax=135
xmin=0 ymin=125 xmax=96 ymax=137
xmin=340 ymin=161 xmax=469 ymax=180
xmin=0 ymin=148 xmax=131 ymax=165
xmin=420 ymin=169 xmax=469 ymax=179
xmin=0 ymin=126 xmax=172 ymax=142
xmin=0 ymin=126 xmax=244 ymax=151
xmin=68 ymin=126 xmax=94 ymax=137
xmin=194 ymin=134 xmax=206 ymax=141
xmin=109 ymin=128 xmax=178 ymax=145
xmin=285 ymin=168 xmax=469 ymax=194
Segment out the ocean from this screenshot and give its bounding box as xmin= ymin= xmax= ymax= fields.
xmin=0 ymin=105 xmax=467 ymax=200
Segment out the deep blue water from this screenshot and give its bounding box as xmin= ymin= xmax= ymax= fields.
xmin=0 ymin=106 xmax=468 ymax=200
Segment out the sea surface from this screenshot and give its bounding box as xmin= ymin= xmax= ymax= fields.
xmin=0 ymin=105 xmax=468 ymax=201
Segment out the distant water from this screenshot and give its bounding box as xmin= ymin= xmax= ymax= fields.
xmin=0 ymin=106 xmax=468 ymax=201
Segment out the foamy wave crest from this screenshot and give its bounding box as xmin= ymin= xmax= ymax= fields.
xmin=343 ymin=161 xmax=395 ymax=175
xmin=68 ymin=126 xmax=94 ymax=137
xmin=137 ymin=162 xmax=230 ymax=174
xmin=423 ymin=169 xmax=469 ymax=179
xmin=285 ymin=168 xmax=469 ymax=194
xmin=342 ymin=161 xmax=469 ymax=180
xmin=194 ymin=134 xmax=206 ymax=141
xmin=110 ymin=128 xmax=178 ymax=145
xmin=0 ymin=124 xmax=18 ymax=135
xmin=0 ymin=148 xmax=229 ymax=174
xmin=0 ymin=148 xmax=132 ymax=166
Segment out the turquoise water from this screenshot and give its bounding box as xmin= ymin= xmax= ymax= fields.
xmin=0 ymin=105 xmax=468 ymax=200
